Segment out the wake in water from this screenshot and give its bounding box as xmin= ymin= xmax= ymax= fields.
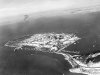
xmin=4 ymin=32 xmax=100 ymax=75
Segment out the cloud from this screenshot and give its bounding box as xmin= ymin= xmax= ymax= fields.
xmin=0 ymin=0 xmax=100 ymax=25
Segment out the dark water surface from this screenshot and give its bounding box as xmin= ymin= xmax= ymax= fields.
xmin=0 ymin=12 xmax=100 ymax=75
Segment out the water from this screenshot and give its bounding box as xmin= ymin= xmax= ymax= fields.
xmin=1 ymin=11 xmax=100 ymax=75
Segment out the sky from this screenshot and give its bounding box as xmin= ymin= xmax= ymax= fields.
xmin=0 ymin=0 xmax=100 ymax=24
